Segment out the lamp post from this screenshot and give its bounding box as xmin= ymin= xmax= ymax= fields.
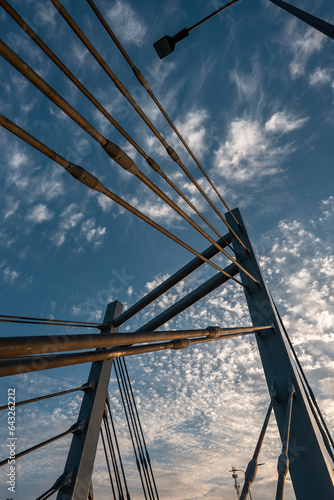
xmin=229 ymin=464 xmax=265 ymax=500
xmin=153 ymin=0 xmax=333 ymax=59
xmin=153 ymin=0 xmax=241 ymax=59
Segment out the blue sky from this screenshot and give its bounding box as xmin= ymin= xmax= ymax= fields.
xmin=0 ymin=0 xmax=333 ymax=498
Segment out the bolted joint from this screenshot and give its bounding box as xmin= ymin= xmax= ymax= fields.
xmin=66 ymin=163 xmax=105 ymax=193
xmin=244 ymin=458 xmax=258 ymax=485
xmin=277 ymin=452 xmax=289 ymax=477
xmin=166 ymin=146 xmax=180 ymax=163
xmin=132 ymin=66 xmax=149 ymax=90
xmin=173 ymin=339 xmax=190 ymax=350
xmin=206 ymin=326 xmax=221 ymax=338
xmin=146 ymin=157 xmax=162 ymax=173
xmin=103 ymin=141 xmax=139 ymax=174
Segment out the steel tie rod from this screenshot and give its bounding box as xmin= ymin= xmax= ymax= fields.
xmin=0 ymin=0 xmax=235 ymax=255
xmin=49 ymin=0 xmax=250 ymax=253
xmin=0 ymin=383 xmax=92 ymax=411
xmin=84 ymin=0 xmax=242 ymax=230
xmin=0 ymin=329 xmax=269 ymax=377
xmin=0 ymin=42 xmax=258 ymax=281
xmin=0 ymin=113 xmax=250 ymax=288
xmin=0 ymin=420 xmax=85 ymax=467
xmin=0 ymin=326 xmax=273 ymax=358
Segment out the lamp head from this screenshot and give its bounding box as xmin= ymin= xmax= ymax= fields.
xmin=154 ymin=28 xmax=189 ymax=59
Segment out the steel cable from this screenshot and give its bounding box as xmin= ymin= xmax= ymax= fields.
xmin=101 ymin=427 xmax=117 ymax=499
xmin=103 ymin=412 xmax=124 ymax=499
xmin=121 ymin=359 xmax=160 ymax=499
xmin=114 ymin=361 xmax=148 ymax=500
xmin=0 ymin=313 xmax=101 ymax=326
xmin=0 ymin=42 xmax=259 ymax=282
xmin=0 ymin=0 xmax=235 ymax=256
xmin=106 ymin=397 xmax=131 ymax=500
xmin=0 ymin=383 xmax=92 ymax=411
xmin=117 ymin=359 xmax=155 ymax=500
xmin=48 ymin=0 xmax=250 ymax=253
xmin=116 ymin=359 xmax=154 ymax=499
xmin=0 ymin=113 xmax=250 ymax=288
xmin=84 ymin=0 xmax=243 ymax=231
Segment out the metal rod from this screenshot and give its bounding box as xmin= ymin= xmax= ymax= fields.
xmin=0 ymin=325 xmax=271 ymax=358
xmin=114 ymin=361 xmax=148 ymax=499
xmin=113 ymin=234 xmax=231 ymax=327
xmin=0 ymin=114 xmax=247 ymax=288
xmin=117 ymin=360 xmax=154 ymax=499
xmin=0 ymin=0 xmax=234 ymax=253
xmin=85 ymin=0 xmax=242 ymax=231
xmin=188 ymin=0 xmax=242 ymax=32
xmin=0 ymin=421 xmax=83 ymax=467
xmin=120 ymin=360 xmax=159 ymax=499
xmin=0 ymin=330 xmax=258 ymax=377
xmin=2 ymin=36 xmax=252 ymax=274
xmin=0 ymin=318 xmax=100 ymax=328
xmin=268 ymin=0 xmax=334 ymax=40
xmin=0 ymin=383 xmax=92 ymax=411
xmin=103 ymin=412 xmax=124 ymax=499
xmin=275 ymin=382 xmax=295 ymax=500
xmin=137 ymin=263 xmax=238 ymax=332
xmin=49 ymin=0 xmax=250 ymax=252
xmin=0 ymin=313 xmax=102 ymax=326
xmin=0 ymin=40 xmax=107 ymax=146
xmin=240 ymin=398 xmax=274 ymax=500
xmin=106 ymin=397 xmax=131 ymax=500
xmin=100 ymin=427 xmax=117 ymax=499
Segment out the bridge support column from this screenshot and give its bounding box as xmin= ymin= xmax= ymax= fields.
xmin=226 ymin=208 xmax=334 ymax=500
xmin=57 ymin=300 xmax=123 ymax=500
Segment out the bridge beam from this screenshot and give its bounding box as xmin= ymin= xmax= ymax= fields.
xmin=57 ymin=300 xmax=123 ymax=500
xmin=226 ymin=208 xmax=334 ymax=500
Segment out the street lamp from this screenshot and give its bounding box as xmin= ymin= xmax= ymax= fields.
xmin=153 ymin=0 xmax=241 ymax=59
xmin=153 ymin=0 xmax=334 ymax=59
xmin=229 ymin=464 xmax=265 ymax=500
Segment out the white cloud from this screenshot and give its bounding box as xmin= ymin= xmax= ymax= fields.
xmin=26 ymin=203 xmax=54 ymax=223
xmin=171 ymin=109 xmax=209 ymax=160
xmin=106 ymin=1 xmax=147 ymax=47
xmin=81 ymin=218 xmax=106 ymax=246
xmin=265 ymin=111 xmax=308 ymax=134
xmin=288 ymin=27 xmax=326 ymax=79
xmin=309 ymin=67 xmax=332 ymax=86
xmin=213 ymin=114 xmax=301 ymax=183
xmin=309 ymin=67 xmax=334 ymax=96
xmin=0 ymin=261 xmax=20 ymax=284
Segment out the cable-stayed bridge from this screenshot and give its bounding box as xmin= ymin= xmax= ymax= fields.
xmin=0 ymin=1 xmax=333 ymax=499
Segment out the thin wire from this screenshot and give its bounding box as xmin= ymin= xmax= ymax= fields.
xmin=0 ymin=383 xmax=91 ymax=411
xmin=114 ymin=361 xmax=148 ymax=499
xmin=0 ymin=43 xmax=256 ymax=279
xmin=188 ymin=0 xmax=242 ymax=32
xmin=0 ymin=0 xmax=235 ymax=257
xmin=0 ymin=318 xmax=100 ymax=328
xmin=101 ymin=427 xmax=117 ymax=499
xmin=85 ymin=0 xmax=243 ymax=230
xmin=106 ymin=397 xmax=131 ymax=500
xmin=117 ymin=359 xmax=155 ymax=499
xmin=121 ymin=359 xmax=160 ymax=499
xmin=103 ymin=413 xmax=124 ymax=499
xmin=0 ymin=313 xmax=102 ymax=326
xmin=0 ymin=113 xmax=251 ymax=289
xmin=49 ymin=0 xmax=250 ymax=252
xmin=0 ymin=421 xmax=82 ymax=467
